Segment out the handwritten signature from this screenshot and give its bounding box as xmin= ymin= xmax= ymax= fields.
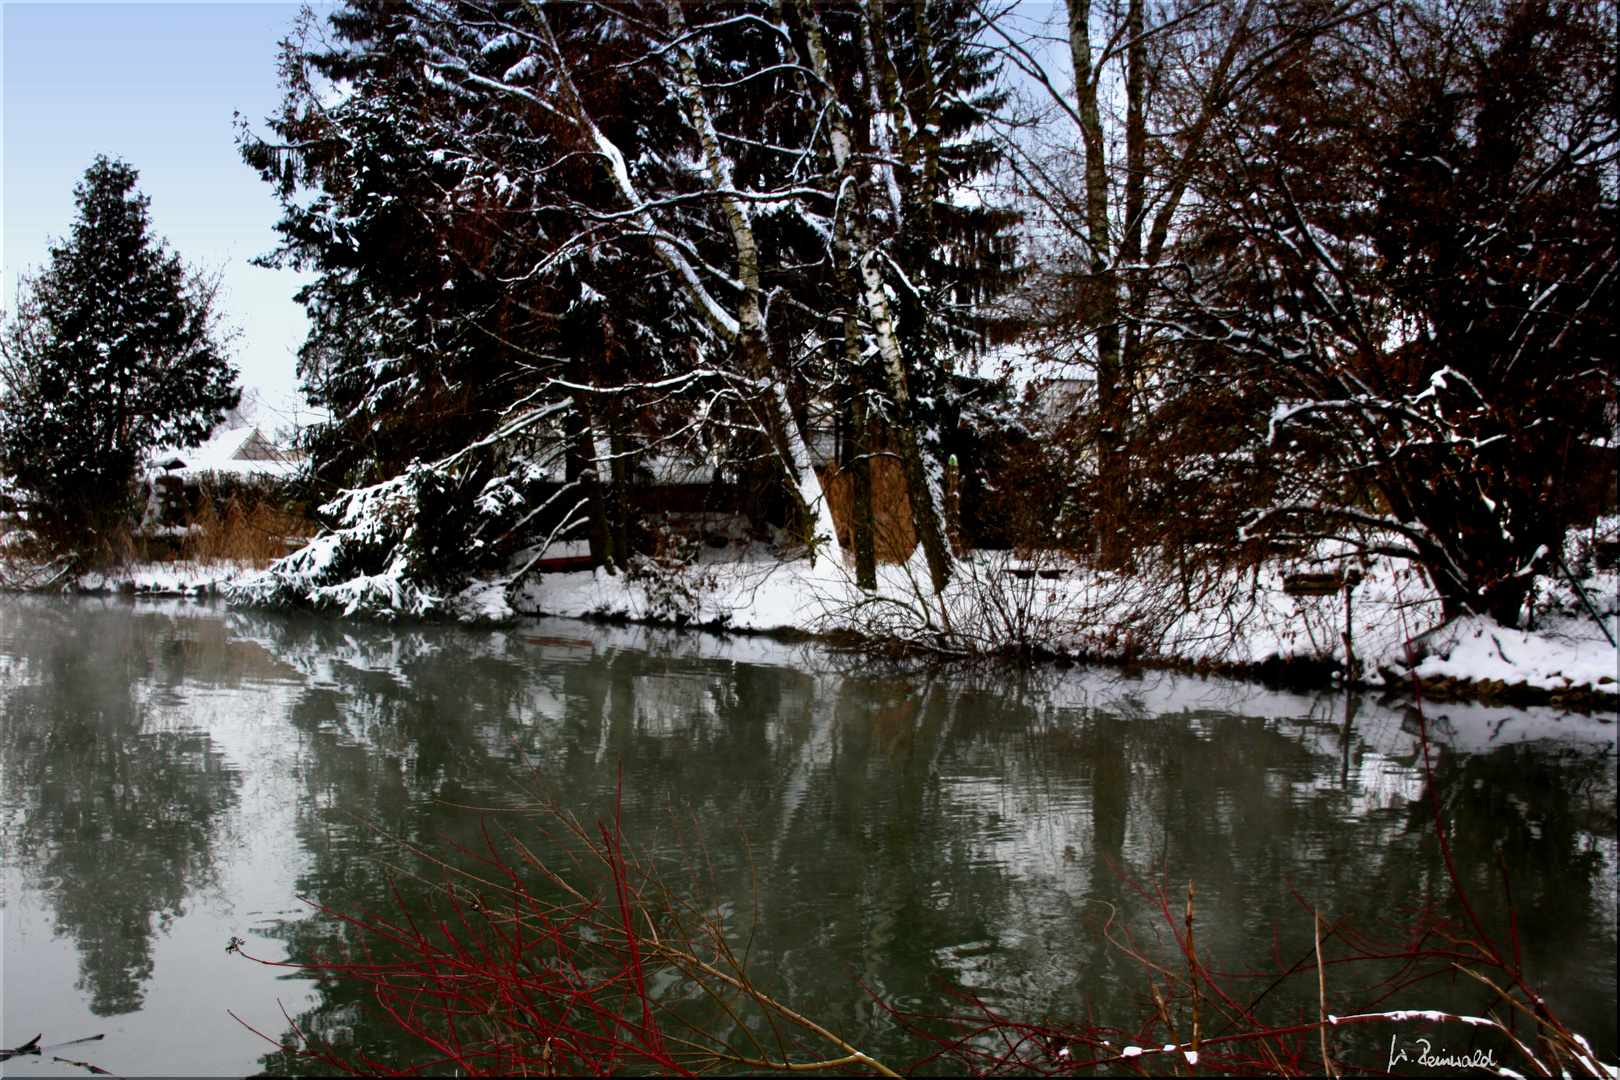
xmin=1389 ymin=1034 xmax=1497 ymax=1071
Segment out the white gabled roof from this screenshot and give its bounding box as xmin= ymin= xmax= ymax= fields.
xmin=193 ymin=425 xmax=283 ymax=463
xmin=148 ymin=426 xmax=295 ymax=477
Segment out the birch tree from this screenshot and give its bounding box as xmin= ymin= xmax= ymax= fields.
xmin=785 ymin=0 xmax=1016 ymax=593
xmin=236 ymin=0 xmax=1019 ymax=616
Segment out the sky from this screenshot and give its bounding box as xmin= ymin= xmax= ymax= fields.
xmin=3 ymin=2 xmax=320 ymax=433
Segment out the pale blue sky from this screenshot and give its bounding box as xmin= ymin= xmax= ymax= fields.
xmin=3 ymin=2 xmax=319 ymax=428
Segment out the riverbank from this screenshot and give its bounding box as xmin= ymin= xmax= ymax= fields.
xmin=15 ymin=536 xmax=1618 ymax=709
xmin=506 ymin=543 xmax=1618 ymax=707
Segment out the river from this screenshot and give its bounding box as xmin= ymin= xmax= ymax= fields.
xmin=1 ymin=596 xmax=1614 ymax=1075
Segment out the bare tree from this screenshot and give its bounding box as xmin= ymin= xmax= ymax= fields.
xmin=989 ymin=0 xmax=1369 ymax=565
xmin=1170 ymin=0 xmax=1617 ymax=625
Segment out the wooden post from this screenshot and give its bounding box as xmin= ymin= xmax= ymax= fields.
xmin=1343 ymin=569 xmax=1362 ymax=682
xmin=1283 ymin=568 xmax=1362 ymax=682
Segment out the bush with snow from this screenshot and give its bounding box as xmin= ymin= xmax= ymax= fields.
xmin=227 ymin=452 xmax=572 ymax=621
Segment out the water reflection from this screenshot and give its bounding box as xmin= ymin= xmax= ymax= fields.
xmin=0 ymin=597 xmax=1613 ymax=1075
xmin=1 ymin=606 xmax=241 ymax=1015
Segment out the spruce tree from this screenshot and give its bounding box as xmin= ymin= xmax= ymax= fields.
xmin=0 ymin=156 xmax=239 ymax=555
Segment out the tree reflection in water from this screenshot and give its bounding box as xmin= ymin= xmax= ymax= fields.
xmin=227 ymin=618 xmax=1615 ymax=1075
xmin=1 ymin=603 xmax=240 ymax=1015
xmin=0 ymin=601 xmax=1611 ymax=1072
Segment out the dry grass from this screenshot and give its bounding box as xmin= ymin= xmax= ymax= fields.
xmin=819 ymin=456 xmax=917 ymax=564
xmin=186 ymin=496 xmax=315 ymax=568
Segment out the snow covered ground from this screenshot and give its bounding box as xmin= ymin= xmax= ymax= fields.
xmin=74 ymin=561 xmax=239 ymax=597
xmin=32 ymin=531 xmax=1619 ymax=701
xmin=505 ymin=544 xmax=1617 ymax=697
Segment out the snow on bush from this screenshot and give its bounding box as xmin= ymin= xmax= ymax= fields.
xmin=227 ymin=468 xmax=448 ymax=619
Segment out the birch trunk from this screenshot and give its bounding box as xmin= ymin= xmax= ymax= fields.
xmin=662 ymin=0 xmax=842 ymax=564
xmin=608 ymin=429 xmax=633 ymax=567
xmin=844 ymin=317 xmax=878 ymax=590
xmin=565 ymin=395 xmax=616 ymax=573
xmin=799 ymin=0 xmax=953 ymax=592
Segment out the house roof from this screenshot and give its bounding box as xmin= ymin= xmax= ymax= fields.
xmin=148 ymin=426 xmax=296 ymax=478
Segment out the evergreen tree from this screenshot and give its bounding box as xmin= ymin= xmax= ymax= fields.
xmin=0 ymin=156 xmax=239 ymax=554
xmin=234 ymin=1 xmax=1019 ymax=616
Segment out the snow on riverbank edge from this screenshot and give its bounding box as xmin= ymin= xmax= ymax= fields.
xmin=29 ymin=544 xmax=1620 ymax=703
xmin=76 ymin=561 xmax=236 ymax=597
xmin=513 ymin=549 xmax=1617 ymax=698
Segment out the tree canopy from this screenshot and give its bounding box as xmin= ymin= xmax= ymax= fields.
xmin=228 ymin=0 xmax=1613 ymax=628
xmin=234 ymin=0 xmax=1022 ymax=616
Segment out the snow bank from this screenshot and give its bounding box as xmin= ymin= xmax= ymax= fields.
xmin=74 ymin=561 xmax=238 ymax=596
xmin=512 ymin=544 xmax=828 ymax=632
xmin=510 ymin=540 xmax=1617 ymax=697
xmin=1407 ymin=615 xmax=1617 ymax=694
xmin=60 ymin=526 xmax=1607 ymax=700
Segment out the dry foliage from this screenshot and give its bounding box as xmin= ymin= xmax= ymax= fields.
xmin=819 ymin=456 xmax=916 ymax=564
xmin=187 ymin=496 xmax=313 ymax=568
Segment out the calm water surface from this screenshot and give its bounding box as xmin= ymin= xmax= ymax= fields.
xmin=1 ymin=596 xmax=1614 ymax=1075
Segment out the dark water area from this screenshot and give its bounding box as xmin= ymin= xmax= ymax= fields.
xmin=1 ymin=596 xmax=1614 ymax=1076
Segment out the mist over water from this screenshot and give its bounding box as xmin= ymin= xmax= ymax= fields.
xmin=2 ymin=596 xmax=1613 ymax=1075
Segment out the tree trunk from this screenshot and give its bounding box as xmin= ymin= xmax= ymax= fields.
xmin=664 ymin=0 xmax=842 ymax=563
xmin=860 ymin=251 xmax=953 ymax=593
xmin=608 ymin=429 xmax=633 ymax=566
xmin=1094 ymin=315 xmax=1129 ymax=566
xmin=795 ymin=0 xmax=951 ymax=590
xmin=565 ymin=398 xmax=616 ymax=573
xmin=855 ymin=1 xmax=953 ymax=593
xmin=846 ymin=325 xmax=878 ymax=590
xmin=1065 ymin=0 xmax=1131 ymax=568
